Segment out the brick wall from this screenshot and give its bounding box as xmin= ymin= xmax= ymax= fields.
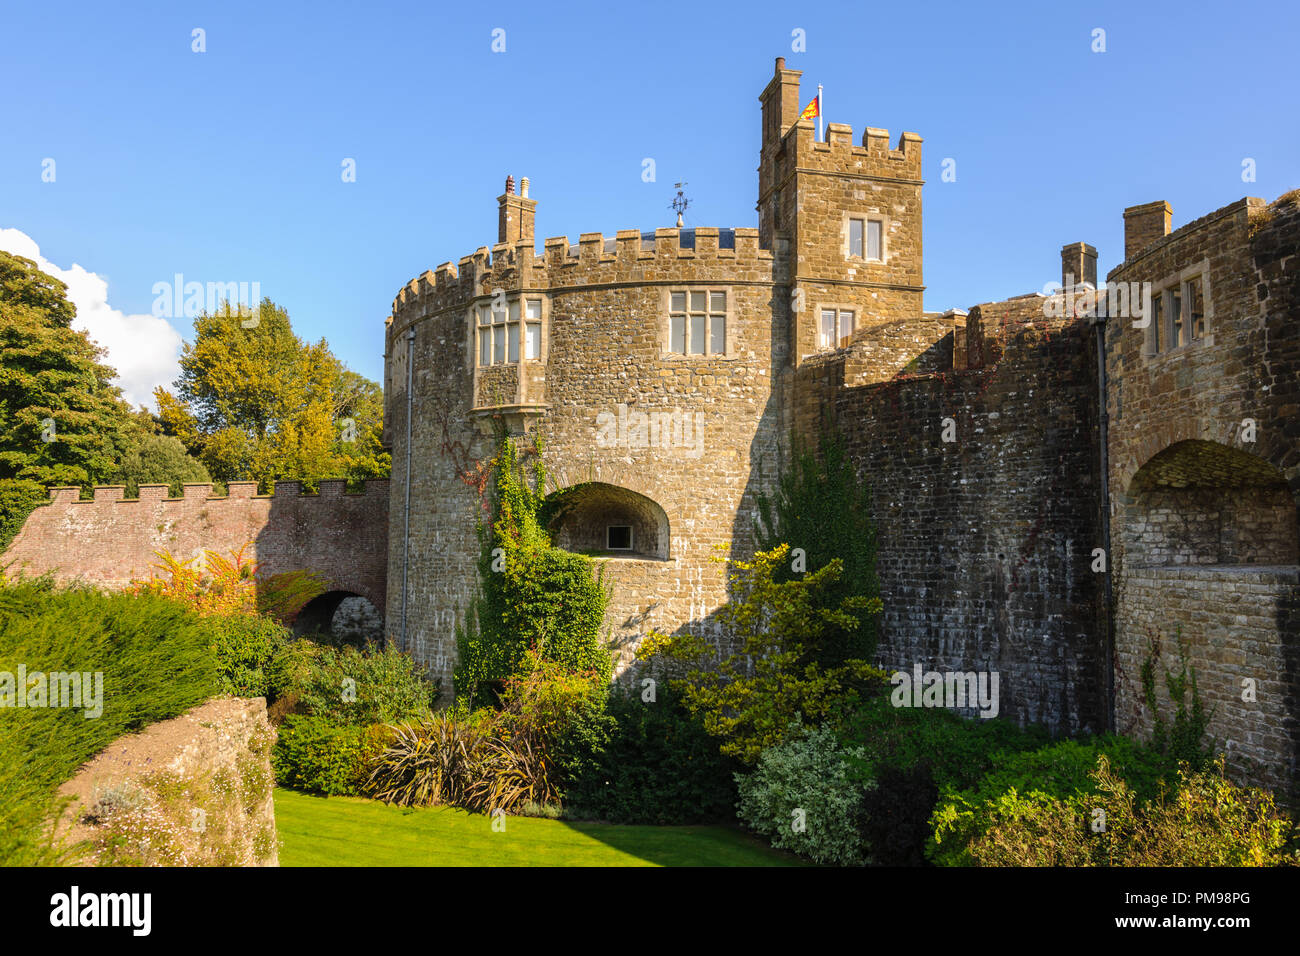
xmin=3 ymin=480 xmax=390 ymax=616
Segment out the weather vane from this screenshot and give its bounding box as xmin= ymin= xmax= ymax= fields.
xmin=670 ymin=182 xmax=690 ymax=227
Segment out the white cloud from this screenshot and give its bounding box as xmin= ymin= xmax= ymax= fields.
xmin=0 ymin=228 xmax=182 ymax=411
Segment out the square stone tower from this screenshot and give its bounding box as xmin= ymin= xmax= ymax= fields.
xmin=757 ymin=57 xmax=924 ymax=365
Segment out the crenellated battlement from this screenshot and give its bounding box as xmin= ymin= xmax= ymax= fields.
xmin=388 ymin=225 xmax=781 ymax=331
xmin=42 ymin=478 xmax=390 ymax=505
xmin=785 ymin=117 xmax=923 ymax=180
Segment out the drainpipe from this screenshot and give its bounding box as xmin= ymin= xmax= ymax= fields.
xmin=400 ymin=327 xmax=415 ymax=654
xmin=1093 ymin=310 xmax=1115 ymax=733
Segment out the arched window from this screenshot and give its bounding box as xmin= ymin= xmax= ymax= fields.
xmin=544 ymin=483 xmax=670 ymax=560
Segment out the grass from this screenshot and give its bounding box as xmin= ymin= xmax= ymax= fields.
xmin=274 ymin=788 xmax=804 ymax=867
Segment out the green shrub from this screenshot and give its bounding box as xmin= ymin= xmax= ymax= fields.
xmin=208 ymin=613 xmax=294 ymax=700
xmin=959 ymin=756 xmax=1299 ymax=866
xmin=929 ymin=735 xmax=1178 ymax=866
xmin=0 ymin=478 xmax=46 ymax=553
xmin=455 ymin=436 xmax=612 ymax=708
xmin=293 ymin=642 xmax=437 ymax=727
xmin=0 ymin=581 xmax=217 ymax=865
xmin=554 ymin=683 xmax=740 ymax=825
xmin=271 ymin=715 xmax=391 ymax=796
xmin=736 ymin=722 xmax=870 ymax=866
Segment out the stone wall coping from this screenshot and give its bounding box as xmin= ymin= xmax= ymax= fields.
xmin=38 ymin=479 xmax=391 ymax=504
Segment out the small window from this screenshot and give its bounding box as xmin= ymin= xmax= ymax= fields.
xmin=1186 ymin=277 xmax=1205 ymax=338
xmin=525 ymin=299 xmax=542 ymax=320
xmin=508 ymin=323 xmax=519 ymax=362
xmin=819 ymin=309 xmax=836 ymax=349
xmin=607 ymin=525 xmax=633 ymax=551
xmin=867 ymin=220 xmax=883 ymax=261
xmin=1149 ymin=292 xmax=1164 ymax=353
xmin=668 ymin=289 xmax=726 ymax=356
xmin=819 ymin=308 xmax=854 ymax=350
xmin=525 ymin=322 xmax=541 ymax=360
xmin=848 ymin=218 xmax=884 ymax=261
xmin=1169 ymin=289 xmax=1184 ymax=347
xmin=477 ymin=305 xmax=491 ymax=365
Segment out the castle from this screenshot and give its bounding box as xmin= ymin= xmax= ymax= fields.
xmin=7 ymin=59 xmax=1297 ymax=794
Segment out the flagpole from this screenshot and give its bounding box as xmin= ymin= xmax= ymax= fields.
xmin=818 ymin=84 xmax=823 ymax=142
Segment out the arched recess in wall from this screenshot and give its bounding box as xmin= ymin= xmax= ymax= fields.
xmin=293 ymin=590 xmax=386 ymax=647
xmin=1123 ymin=440 xmax=1299 ymax=569
xmin=542 ymin=482 xmax=671 ymax=560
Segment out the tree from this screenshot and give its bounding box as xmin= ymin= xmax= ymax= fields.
xmin=114 ymin=434 xmax=211 ymax=498
xmin=637 ymin=544 xmax=886 ymax=765
xmin=156 ymin=299 xmax=389 ymax=490
xmin=455 ymin=436 xmax=611 ymax=709
xmin=756 ymin=425 xmax=882 ymax=667
xmin=0 ymin=251 xmax=133 ymax=488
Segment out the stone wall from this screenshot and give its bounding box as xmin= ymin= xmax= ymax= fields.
xmin=57 ymin=697 xmax=278 ymax=866
xmin=3 ymin=480 xmax=390 ymax=617
xmin=798 ymin=295 xmax=1107 ymax=734
xmin=1106 ymin=192 xmax=1300 ymax=794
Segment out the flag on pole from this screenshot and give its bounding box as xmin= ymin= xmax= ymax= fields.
xmin=799 ymin=95 xmax=820 ymax=121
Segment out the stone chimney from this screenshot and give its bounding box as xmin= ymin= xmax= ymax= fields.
xmin=1123 ymin=201 xmax=1172 ymax=260
xmin=498 ymin=175 xmax=537 ymax=244
xmin=1061 ymin=241 xmax=1098 ymax=289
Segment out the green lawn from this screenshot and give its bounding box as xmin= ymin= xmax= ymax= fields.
xmin=275 ymin=788 xmax=802 ymax=867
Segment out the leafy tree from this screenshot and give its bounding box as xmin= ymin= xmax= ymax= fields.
xmin=114 ymin=433 xmax=211 ymax=498
xmin=756 ymin=425 xmax=882 ymax=666
xmin=156 ymin=300 xmax=389 ymax=491
xmin=455 ymin=436 xmax=611 ymax=708
xmin=637 ymin=544 xmax=886 ymax=765
xmin=0 ymin=250 xmax=133 ymax=488
xmin=0 ymin=479 xmax=46 ymax=553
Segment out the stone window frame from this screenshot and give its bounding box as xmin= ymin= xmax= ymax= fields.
xmin=815 ymin=300 xmax=858 ymax=350
xmin=606 ymin=524 xmax=633 ymax=551
xmin=1142 ymin=258 xmax=1213 ymax=358
xmin=841 ymin=210 xmax=888 ymax=264
xmin=471 ymin=291 xmax=550 ymax=368
xmin=660 ymin=286 xmax=735 ymax=359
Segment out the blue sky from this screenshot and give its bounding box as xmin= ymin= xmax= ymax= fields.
xmin=2 ymin=0 xmax=1297 ymax=406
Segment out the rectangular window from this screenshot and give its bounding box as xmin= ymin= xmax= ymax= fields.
xmin=867 ymin=220 xmax=883 ymax=260
xmin=838 ymin=309 xmax=855 ymax=347
xmin=525 ymin=322 xmax=541 ymax=360
xmin=477 ymin=305 xmax=491 ymax=365
xmin=1186 ymin=277 xmax=1205 ymax=338
xmin=849 ymin=218 xmax=864 ymax=258
xmin=690 ymin=314 xmax=706 ymax=355
xmin=668 ymin=289 xmax=726 ymax=356
xmin=493 ymin=324 xmax=505 ymax=364
xmin=1169 ymin=289 xmax=1183 ymax=347
xmin=508 ymin=323 xmax=519 ymax=362
xmin=819 ymin=309 xmax=836 ymax=349
xmin=607 ymin=525 xmax=633 ymax=551
xmin=1150 ymin=291 xmax=1164 ymax=353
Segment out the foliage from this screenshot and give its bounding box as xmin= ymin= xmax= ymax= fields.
xmin=0 ymin=580 xmax=217 ymax=865
xmin=128 ymin=545 xmax=325 ymax=625
xmin=735 ymin=721 xmax=871 ymax=866
xmin=0 ymin=250 xmax=134 ymax=488
xmin=957 ymin=756 xmax=1299 ymax=867
xmin=637 ymin=544 xmax=886 ymax=764
xmin=553 ymin=682 xmax=740 ymax=825
xmin=113 ymin=433 xmax=211 ymax=498
xmin=271 ymin=715 xmax=392 ymax=797
xmin=455 ymin=436 xmax=612 ymax=708
xmin=1141 ymin=632 xmax=1212 ymax=769
xmin=833 ymin=691 xmax=1051 ymax=865
xmin=207 ymin=613 xmax=295 ymax=700
xmin=0 ymin=478 xmax=46 ymax=552
xmin=755 ymin=424 xmax=882 ymax=666
xmin=291 ymin=642 xmax=437 ymax=728
xmin=155 ymin=299 xmax=389 ymax=493
xmin=928 ymin=735 xmax=1179 ymax=866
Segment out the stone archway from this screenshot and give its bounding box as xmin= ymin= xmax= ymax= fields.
xmin=293 ymin=590 xmax=385 ymax=647
xmin=1115 ymin=438 xmax=1299 ymax=796
xmin=544 ymin=482 xmax=671 ymax=560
